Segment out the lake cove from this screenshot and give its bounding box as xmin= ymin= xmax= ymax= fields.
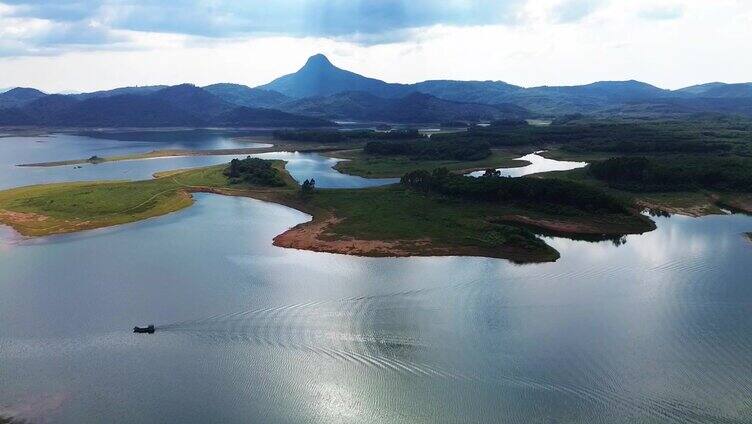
xmin=2 ymin=192 xmax=752 ymax=423
xmin=0 ymin=153 xmax=655 ymax=263
xmin=1 ymin=131 xmax=752 ymax=423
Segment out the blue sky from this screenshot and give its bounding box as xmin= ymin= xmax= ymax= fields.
xmin=0 ymin=0 xmax=750 ymax=92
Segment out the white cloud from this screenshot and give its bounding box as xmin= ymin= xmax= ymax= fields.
xmin=0 ymin=0 xmax=749 ymax=92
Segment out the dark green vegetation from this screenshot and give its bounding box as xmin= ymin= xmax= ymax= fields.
xmin=225 ymin=157 xmax=287 ymax=187
xmin=401 ymin=168 xmax=626 ymax=215
xmin=303 ymin=176 xmax=652 ymax=262
xmin=300 ymin=178 xmax=316 ymax=196
xmin=0 ymin=156 xmax=655 ymax=262
xmin=364 ymin=139 xmax=491 ymax=161
xmin=589 ymin=156 xmax=752 ymax=192
xmin=433 ymin=118 xmax=752 ymax=155
xmin=273 ymin=129 xmax=423 ymax=143
xmin=535 ymin=164 xmax=752 ymax=217
xmin=332 ymin=150 xmax=525 ymax=178
xmin=309 ymin=185 xmax=559 ymax=262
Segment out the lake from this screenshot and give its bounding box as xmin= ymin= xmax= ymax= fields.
xmin=1 ymin=132 xmax=751 ymax=423
xmin=0 ymin=133 xmax=393 ymax=189
xmin=467 ymin=151 xmax=587 ymax=177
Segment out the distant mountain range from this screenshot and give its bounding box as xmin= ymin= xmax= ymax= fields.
xmin=260 ymin=54 xmax=752 ymax=117
xmin=0 ymin=84 xmax=332 ymax=128
xmin=1 ymin=53 xmax=752 ymax=127
xmin=0 ymin=87 xmax=47 ymax=109
xmin=281 ymin=91 xmax=529 ymax=123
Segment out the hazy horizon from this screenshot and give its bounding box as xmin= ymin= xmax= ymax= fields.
xmin=1 ymin=52 xmax=749 ymax=96
xmin=1 ymin=0 xmax=751 ymax=92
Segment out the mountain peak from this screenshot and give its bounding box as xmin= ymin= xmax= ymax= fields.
xmin=303 ymin=54 xmax=334 ymax=69
xmin=259 ymin=53 xmax=403 ymax=99
xmin=6 ymin=87 xmax=46 ymax=95
xmin=0 ymin=86 xmax=48 ymax=109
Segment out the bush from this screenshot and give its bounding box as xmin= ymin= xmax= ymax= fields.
xmin=401 ymin=168 xmax=626 ymax=214
xmin=272 ymin=129 xmax=424 ymax=143
xmin=224 ymin=157 xmax=286 ymax=187
xmin=301 ymin=178 xmax=316 ymax=196
xmin=364 ymin=139 xmax=491 ymax=161
xmin=431 ymin=120 xmax=743 ymax=153
xmin=589 ymin=156 xmax=752 ymax=192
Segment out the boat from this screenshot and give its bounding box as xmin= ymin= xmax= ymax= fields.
xmin=133 ymin=324 xmax=155 ymax=334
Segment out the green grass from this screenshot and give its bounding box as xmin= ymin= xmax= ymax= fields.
xmin=0 ymin=161 xmax=294 ymax=236
xmin=532 ymin=166 xmax=750 ymax=216
xmin=306 ymin=185 xmax=653 ymax=261
xmin=0 ymin=158 xmax=654 ymax=262
xmin=331 ymin=149 xmax=528 ymax=178
xmin=309 ymin=186 xmax=559 ymax=261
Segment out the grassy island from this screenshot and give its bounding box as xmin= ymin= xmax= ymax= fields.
xmin=332 ymin=149 xmax=527 ymax=178
xmin=272 ymin=129 xmax=529 ymax=178
xmin=0 ymin=157 xmax=656 ymax=263
xmin=0 ymin=158 xmax=296 ymax=236
xmin=534 ymin=157 xmax=752 ymax=217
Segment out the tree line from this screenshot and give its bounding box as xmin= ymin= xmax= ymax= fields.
xmin=225 ymin=157 xmax=286 ymax=187
xmin=272 ymin=129 xmax=424 ymax=143
xmin=400 ymin=168 xmax=627 ymax=214
xmin=431 ymin=120 xmax=746 ymax=154
xmin=364 ymin=139 xmax=491 ymax=161
xmin=589 ymin=156 xmax=752 ymax=192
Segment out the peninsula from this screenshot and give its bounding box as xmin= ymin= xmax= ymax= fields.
xmin=0 ymin=157 xmax=654 ymax=263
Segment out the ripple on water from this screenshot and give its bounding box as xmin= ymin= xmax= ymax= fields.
xmin=2 ymin=137 xmax=752 ymax=423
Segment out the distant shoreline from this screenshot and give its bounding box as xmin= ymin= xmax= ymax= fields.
xmin=15 ymin=145 xmax=346 ymax=168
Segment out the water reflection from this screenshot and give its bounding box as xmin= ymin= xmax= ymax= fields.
xmin=468 ymin=152 xmax=587 ymax=177
xmin=2 ymin=132 xmax=752 ymax=423
xmin=75 ymin=129 xmax=274 ymax=147
xmin=252 ymin=151 xmax=397 ymax=188
xmin=0 ymin=134 xmax=395 ymax=190
xmin=1 ymin=194 xmax=750 ymax=422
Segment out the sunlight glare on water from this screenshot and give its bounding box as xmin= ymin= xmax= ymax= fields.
xmin=1 ymin=133 xmax=751 ymax=423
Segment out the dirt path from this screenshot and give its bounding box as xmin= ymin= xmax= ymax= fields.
xmin=272 ymin=214 xmax=423 ymax=256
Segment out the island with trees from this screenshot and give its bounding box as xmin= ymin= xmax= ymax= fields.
xmin=3 ymin=117 xmax=752 ymax=261
xmin=0 ymin=155 xmax=655 ymax=263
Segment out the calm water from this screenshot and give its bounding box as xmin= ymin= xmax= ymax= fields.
xmin=468 ymin=152 xmax=587 ymax=177
xmin=0 ymin=134 xmax=392 ymax=189
xmin=1 ymin=133 xmax=752 ymax=423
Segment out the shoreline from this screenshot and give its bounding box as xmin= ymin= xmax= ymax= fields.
xmin=327 ymin=148 xmax=531 ymax=178
xmin=270 ymin=212 xmax=560 ymax=263
xmin=0 ymin=157 xmax=690 ymax=264
xmin=181 ymin=186 xmax=562 ymax=263
xmin=0 ymin=179 xmax=566 ymax=263
xmin=15 ymin=144 xmax=349 ymax=168
xmin=2 ymin=157 xmax=734 ymax=263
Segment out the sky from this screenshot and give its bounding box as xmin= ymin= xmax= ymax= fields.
xmin=0 ymin=0 xmax=750 ymax=93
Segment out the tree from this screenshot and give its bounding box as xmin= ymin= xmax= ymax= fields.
xmin=227 ymin=158 xmax=240 ymax=178
xmin=482 ymin=168 xmax=501 ymax=178
xmin=301 ymin=178 xmax=316 ymax=196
